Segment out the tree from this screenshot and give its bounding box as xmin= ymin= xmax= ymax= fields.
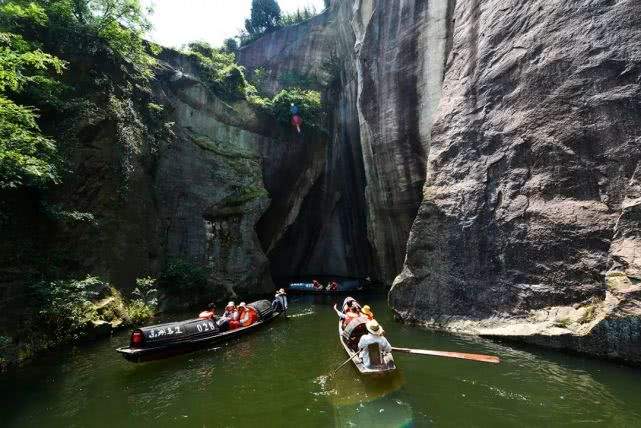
xmin=4 ymin=0 xmax=155 ymax=78
xmin=244 ymin=0 xmax=281 ymax=36
xmin=0 ymin=5 xmax=65 ymax=189
xmin=222 ymin=37 xmax=239 ymax=55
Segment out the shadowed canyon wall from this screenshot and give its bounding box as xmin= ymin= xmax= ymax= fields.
xmin=239 ymin=0 xmax=455 ymax=283
xmin=390 ymin=0 xmax=641 ymax=363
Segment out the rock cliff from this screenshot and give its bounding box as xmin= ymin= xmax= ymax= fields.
xmin=239 ymin=0 xmax=455 ymax=283
xmin=4 ymin=0 xmax=640 ymax=365
xmin=390 ymin=0 xmax=641 ymax=363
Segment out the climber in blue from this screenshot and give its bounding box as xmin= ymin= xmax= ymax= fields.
xmin=290 ymin=103 xmax=303 ymax=134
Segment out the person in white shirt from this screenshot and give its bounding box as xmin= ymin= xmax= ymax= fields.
xmin=357 ymin=320 xmax=392 ymax=368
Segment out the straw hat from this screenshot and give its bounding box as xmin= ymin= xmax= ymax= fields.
xmin=366 ymin=320 xmax=384 ymax=336
xmin=361 ymin=305 xmax=373 ymax=317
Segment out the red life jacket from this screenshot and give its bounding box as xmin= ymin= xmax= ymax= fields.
xmin=240 ymin=307 xmax=258 ymax=327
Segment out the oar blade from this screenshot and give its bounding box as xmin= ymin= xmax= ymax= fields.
xmin=392 ymin=347 xmax=501 ymax=364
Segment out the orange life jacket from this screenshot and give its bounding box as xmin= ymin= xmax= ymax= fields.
xmin=240 ymin=307 xmax=258 ymax=327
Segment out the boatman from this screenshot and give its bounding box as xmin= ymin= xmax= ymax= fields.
xmin=198 ymin=303 xmax=217 ymax=320
xmin=272 ymin=288 xmax=288 ymax=315
xmin=358 ymin=320 xmax=392 ymax=368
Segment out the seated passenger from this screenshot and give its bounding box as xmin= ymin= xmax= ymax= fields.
xmin=240 ymin=304 xmax=258 ymax=327
xmin=229 ymin=302 xmax=246 ymax=330
xmin=342 ymin=297 xmax=361 ymax=313
xmin=334 ymin=302 xmax=360 ymax=327
xmin=358 ymin=320 xmax=392 ymax=368
xmin=312 ymin=280 xmax=323 ymax=290
xmin=326 ymin=281 xmax=338 ymax=291
xmin=198 ymin=303 xmax=217 ymax=320
xmin=342 ymin=306 xmax=361 ymax=328
xmin=217 ymin=302 xmax=237 ymax=331
xmin=361 ymin=305 xmax=374 ymax=320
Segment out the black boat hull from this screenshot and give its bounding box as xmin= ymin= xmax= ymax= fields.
xmin=117 ymin=311 xmax=281 ymax=362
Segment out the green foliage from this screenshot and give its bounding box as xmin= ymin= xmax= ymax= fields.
xmin=280 ymin=6 xmax=318 ymax=26
xmin=0 ymin=33 xmax=65 ymax=93
xmin=131 ymin=276 xmax=158 ymax=308
xmin=159 ymin=259 xmax=209 ymax=298
xmin=221 ymin=185 xmax=268 ymax=207
xmin=0 ymin=10 xmax=65 ymax=189
xmin=249 ymin=67 xmax=268 ymax=92
xmin=185 ymin=41 xmax=255 ymax=101
xmin=125 ymin=300 xmax=154 ymax=324
xmin=222 ymin=37 xmax=239 ymax=55
xmin=0 ymin=0 xmax=157 ymax=189
xmin=245 ymin=0 xmax=281 ymax=36
xmin=278 ymin=71 xmax=316 ymax=89
xmin=42 ymin=203 xmax=97 ymax=224
xmin=0 ymin=97 xmax=60 ymax=188
xmin=554 ymin=318 xmax=573 ymax=329
xmin=32 ymin=276 xmax=107 ymax=338
xmin=147 ymin=102 xmax=163 ymax=113
xmin=271 ymin=88 xmax=323 ymax=129
xmin=1 ymin=0 xmax=155 ymax=79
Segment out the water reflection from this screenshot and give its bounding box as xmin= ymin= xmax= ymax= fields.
xmin=315 ymin=370 xmax=414 ymax=427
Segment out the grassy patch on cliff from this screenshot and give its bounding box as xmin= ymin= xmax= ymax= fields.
xmin=183 ymin=41 xmax=326 ymax=132
xmin=221 ymin=185 xmax=269 ymax=207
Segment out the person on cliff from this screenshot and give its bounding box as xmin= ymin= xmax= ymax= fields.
xmin=290 ymin=103 xmax=303 ymax=134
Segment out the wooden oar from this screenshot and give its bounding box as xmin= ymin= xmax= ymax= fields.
xmin=328 ymin=354 xmax=358 ymax=378
xmin=392 ymin=347 xmax=500 ymax=364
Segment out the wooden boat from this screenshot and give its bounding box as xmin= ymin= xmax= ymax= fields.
xmin=289 ymin=279 xmax=363 ymax=294
xmin=116 ymin=300 xmax=280 ymax=362
xmin=338 ymin=316 xmax=396 ymax=375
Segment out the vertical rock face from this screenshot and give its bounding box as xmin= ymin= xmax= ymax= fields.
xmin=353 ymin=0 xmax=455 ymax=282
xmin=390 ymin=0 xmax=641 ymax=363
xmin=240 ymin=7 xmax=373 ymax=280
xmin=239 ymin=0 xmax=455 ymax=283
xmin=152 ymin=51 xmax=328 ymax=297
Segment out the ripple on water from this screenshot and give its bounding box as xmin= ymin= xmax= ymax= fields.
xmin=2 ymin=295 xmax=641 ymax=428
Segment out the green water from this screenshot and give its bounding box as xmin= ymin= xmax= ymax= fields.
xmin=2 ymin=294 xmax=641 ymax=427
